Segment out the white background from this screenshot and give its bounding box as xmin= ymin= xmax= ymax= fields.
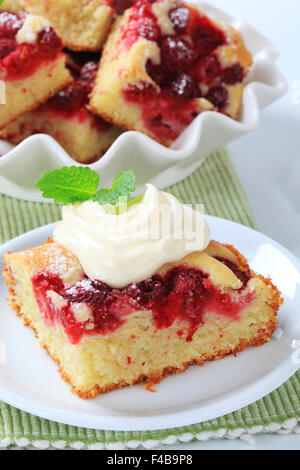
xmin=223 ymin=0 xmax=300 ymax=258
xmin=165 ymin=0 xmax=300 ymax=450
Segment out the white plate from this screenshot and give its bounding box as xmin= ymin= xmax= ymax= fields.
xmin=0 ymin=1 xmax=288 ymax=202
xmin=0 ymin=216 xmax=299 ymax=431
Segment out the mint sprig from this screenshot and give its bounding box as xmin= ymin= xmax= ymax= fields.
xmin=93 ymin=188 xmax=120 ymax=206
xmin=94 ymin=171 xmax=136 ymax=205
xmin=35 ymin=167 xmax=136 ymax=206
xmin=111 ymin=171 xmax=136 ymax=197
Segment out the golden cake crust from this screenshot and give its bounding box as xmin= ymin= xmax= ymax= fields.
xmin=4 ymin=264 xmax=279 ymax=399
xmin=61 ymin=319 xmax=278 ymax=398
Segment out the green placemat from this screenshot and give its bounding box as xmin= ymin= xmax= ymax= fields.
xmin=0 ymin=148 xmax=299 ymax=449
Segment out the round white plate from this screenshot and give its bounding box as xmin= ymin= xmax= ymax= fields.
xmin=0 ymin=216 xmax=299 ymax=431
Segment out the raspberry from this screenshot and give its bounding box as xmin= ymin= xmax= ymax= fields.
xmin=146 ymin=60 xmax=166 ymax=86
xmin=0 ymin=12 xmax=22 ymax=38
xmin=49 ymin=81 xmax=91 ymax=115
xmin=107 ymin=0 xmax=134 ymax=15
xmin=222 ymin=64 xmax=244 ymax=85
xmin=169 ymin=73 xmax=197 ymax=99
xmin=196 ymin=55 xmax=220 ymax=84
xmin=170 ymin=269 xmax=204 ymax=293
xmin=138 ymin=16 xmax=160 ymax=40
xmin=193 ymin=18 xmax=225 ymax=57
xmin=80 ymin=61 xmax=98 ymax=82
xmin=124 ymin=277 xmax=165 ymax=305
xmin=160 ymin=36 xmax=195 ymax=71
xmin=0 ymin=37 xmax=16 ymax=58
xmin=37 ymin=27 xmax=62 ymax=60
xmin=124 ymin=283 xmax=146 ymax=304
xmin=169 ymin=7 xmax=189 ymax=33
xmin=206 ymin=86 xmax=229 ymax=109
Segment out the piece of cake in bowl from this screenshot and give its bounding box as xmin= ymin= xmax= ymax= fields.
xmin=19 ymin=0 xmax=142 ymax=51
xmin=1 ymin=57 xmax=123 ymax=163
xmin=3 ymin=168 xmax=282 ymax=399
xmin=0 ymin=11 xmax=72 ymax=129
xmin=89 ymin=0 xmax=253 ymax=147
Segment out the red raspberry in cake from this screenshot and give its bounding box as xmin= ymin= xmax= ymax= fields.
xmin=0 ymin=11 xmax=72 ymax=129
xmin=90 ymin=0 xmax=253 ymax=146
xmin=1 ymin=55 xmax=123 ymax=163
xmin=106 ymin=0 xmax=135 ymax=15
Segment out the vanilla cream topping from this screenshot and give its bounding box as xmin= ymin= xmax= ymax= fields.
xmin=53 ymin=184 xmax=210 ymax=288
xmin=16 ymin=14 xmax=51 ymax=44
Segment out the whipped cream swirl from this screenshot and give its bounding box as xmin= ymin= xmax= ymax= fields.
xmin=53 ymin=184 xmax=210 ymax=288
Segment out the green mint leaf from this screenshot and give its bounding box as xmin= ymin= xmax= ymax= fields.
xmin=93 ymin=188 xmax=111 ymax=205
xmin=36 ymin=167 xmax=137 ymax=208
xmin=112 ymin=171 xmax=136 ymax=197
xmin=94 ymin=188 xmax=122 ymax=206
xmin=35 ymin=166 xmax=100 ymax=204
xmin=94 ymin=171 xmax=136 ymax=206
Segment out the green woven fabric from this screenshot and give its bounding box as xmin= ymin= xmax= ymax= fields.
xmin=0 ymin=148 xmax=299 ymax=449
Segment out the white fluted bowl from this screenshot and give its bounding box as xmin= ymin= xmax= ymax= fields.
xmin=0 ymin=1 xmax=287 ymax=202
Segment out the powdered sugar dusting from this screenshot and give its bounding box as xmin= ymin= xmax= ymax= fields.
xmin=40 ymin=243 xmax=83 ymax=286
xmin=65 ymin=278 xmax=94 ymax=296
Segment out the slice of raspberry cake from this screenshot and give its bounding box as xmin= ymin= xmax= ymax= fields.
xmin=3 ymin=173 xmax=282 ymax=399
xmin=1 ymin=57 xmax=123 ymax=163
xmin=0 ymin=11 xmax=72 ymax=129
xmin=90 ymin=0 xmax=253 ymax=146
xmin=20 ymin=0 xmax=114 ymax=51
xmin=3 ymin=240 xmax=281 ymax=399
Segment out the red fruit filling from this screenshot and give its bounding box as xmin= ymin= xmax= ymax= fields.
xmin=38 ymin=59 xmax=111 ymax=131
xmin=32 ymin=261 xmax=252 ymax=345
xmin=106 ymin=0 xmax=135 ymax=15
xmin=0 ymin=11 xmax=63 ymax=81
xmin=44 ymin=61 xmax=95 ymax=117
xmin=121 ymin=1 xmax=245 ymax=142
